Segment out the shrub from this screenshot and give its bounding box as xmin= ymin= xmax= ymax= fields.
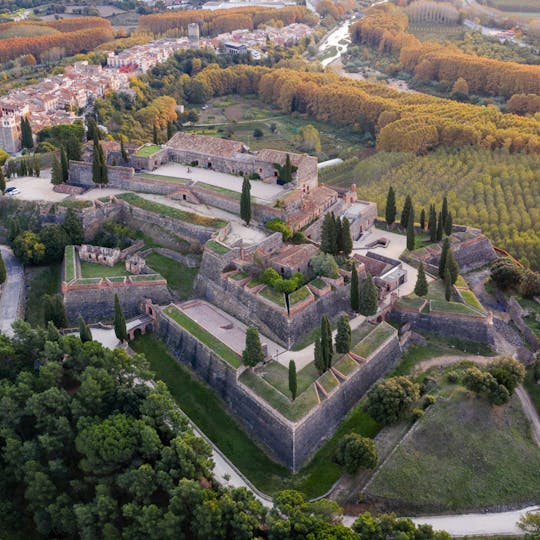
xmin=446 ymin=371 xmax=459 ymax=384
xmin=423 ymin=394 xmax=436 ymax=409
xmin=266 ymin=218 xmax=292 ymax=241
xmin=310 ymin=253 xmax=339 ymax=279
xmin=487 ymin=356 xmax=525 ymax=395
xmin=261 ymin=267 xmax=280 ymax=286
xmin=411 ymin=408 xmax=424 ymax=421
xmin=335 ymin=433 xmax=378 ymax=474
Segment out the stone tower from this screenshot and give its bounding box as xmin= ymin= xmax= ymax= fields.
xmin=188 ymin=23 xmax=200 ymax=48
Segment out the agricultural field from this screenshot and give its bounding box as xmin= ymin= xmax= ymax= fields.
xmin=190 ymin=94 xmax=368 ymax=161
xmin=0 ymin=23 xmax=59 ymax=39
xmin=365 ymin=387 xmax=540 ymax=512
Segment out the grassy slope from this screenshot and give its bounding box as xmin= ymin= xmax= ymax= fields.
xmin=145 ymin=252 xmax=198 ymax=299
xmin=131 ymin=334 xmax=379 ymax=498
xmin=366 ymin=387 xmax=540 ymax=512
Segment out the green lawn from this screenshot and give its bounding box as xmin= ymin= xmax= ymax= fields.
xmin=365 ymin=388 xmax=540 ymax=512
xmin=196 ymin=182 xmax=241 ymax=199
xmin=206 ymin=240 xmax=229 ymax=254
xmin=460 ymin=289 xmax=486 ymax=314
xmin=289 ymin=286 xmax=312 ymax=306
xmin=334 ymin=355 xmax=359 ymax=377
xmin=145 ymin=253 xmax=198 ymax=299
xmin=134 ymin=144 xmax=162 ymax=157
xmin=131 ymin=334 xmax=380 ymax=498
xmin=80 ymin=261 xmax=130 ymax=279
xmin=163 ymin=305 xmax=240 ymax=368
xmin=25 ymin=263 xmax=61 ymax=327
xmin=258 ymin=360 xmax=320 ymax=398
xmin=259 ymin=286 xmax=286 ymax=308
xmin=352 ymin=322 xmax=396 ymax=358
xmin=64 ymin=245 xmax=76 ymax=282
xmin=318 ymin=371 xmax=339 ymax=394
xmin=137 ymin=173 xmax=189 ymax=185
xmin=59 ymin=199 xmax=93 ymax=209
xmin=118 ymin=193 xmax=227 ymax=229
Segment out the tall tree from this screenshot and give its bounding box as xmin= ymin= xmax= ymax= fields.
xmin=51 ymin=157 xmax=63 ymax=185
xmin=166 ymin=121 xmax=174 ymax=140
xmin=438 ymin=237 xmax=450 ymax=278
xmin=414 ymin=262 xmax=428 ymax=296
xmin=350 ymin=263 xmax=360 ymax=312
xmin=114 ymin=294 xmax=127 ymax=343
xmin=444 ymin=211 xmax=453 ymax=236
xmin=444 ymin=264 xmax=453 ymax=301
xmin=78 ymin=315 xmax=93 ymax=343
xmin=242 ymin=326 xmax=264 ymax=366
xmin=92 ymin=138 xmax=102 ymax=184
xmin=320 ymin=314 xmax=333 ymax=371
xmin=320 ymin=212 xmax=337 ymax=255
xmin=63 ymin=208 xmax=84 ymax=244
xmin=335 ymin=217 xmax=343 ymax=254
xmin=385 ymin=186 xmax=396 ymax=227
xmin=400 ymin=194 xmax=412 ymax=229
xmin=436 ymin=210 xmax=443 ymax=241
xmin=283 ymin=153 xmax=293 ymax=183
xmin=0 ymin=250 xmax=5 ymax=284
xmin=445 ymin=247 xmax=459 ymax=285
xmin=314 ymin=338 xmax=324 ymax=374
xmin=240 ymin=176 xmax=252 ymax=226
xmin=65 ymin=137 xmax=81 ymax=161
xmin=288 ymin=360 xmax=297 ymax=401
xmin=120 ymin=139 xmax=128 ymax=162
xmin=0 ymin=167 xmax=5 ymax=194
xmin=419 ymin=208 xmax=426 ymax=230
xmin=33 ymin=156 xmax=40 ymax=177
xmin=360 ymin=273 xmax=378 ymax=316
xmin=335 ymin=313 xmax=351 ymax=354
xmin=406 ymin=207 xmax=415 ymax=251
xmin=153 ymin=124 xmax=159 ymax=145
xmin=20 ymin=116 xmax=33 ymax=149
xmin=441 ymin=195 xmax=448 ymax=230
xmin=341 ymin=217 xmax=353 ymax=256
xmin=60 ymin=147 xmax=69 ymax=183
xmin=87 ymin=117 xmax=99 ymax=141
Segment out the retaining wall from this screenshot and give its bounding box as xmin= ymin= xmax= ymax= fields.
xmin=155 ymin=306 xmax=402 ymax=470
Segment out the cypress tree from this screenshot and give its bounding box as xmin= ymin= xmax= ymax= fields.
xmin=167 ymin=121 xmax=174 ymax=140
xmin=120 ymin=139 xmax=128 ymax=162
xmin=33 ymin=156 xmax=40 ymax=177
xmin=153 ymin=124 xmax=159 ymax=145
xmin=335 ymin=313 xmax=351 ymax=354
xmin=342 ymin=217 xmax=353 ymax=256
xmin=0 ymin=167 xmax=5 ymax=194
xmin=21 ymin=117 xmax=33 ymax=149
xmin=400 ymin=194 xmax=412 ymax=229
xmin=60 ymin=147 xmax=69 ymax=183
xmin=46 ymin=320 xmax=61 ymax=342
xmin=99 ymin=140 xmax=108 ymax=185
xmin=288 ymin=360 xmax=297 ymax=401
xmin=284 ymin=153 xmax=293 ymax=183
xmin=414 ymin=262 xmax=428 ymax=297
xmin=242 ymin=326 xmax=264 ymax=366
xmin=52 ymin=294 xmax=67 ymax=329
xmin=438 ymin=237 xmax=450 ymax=278
xmin=92 ymin=138 xmax=102 ymax=184
xmin=0 ymin=250 xmax=5 ymax=284
xmin=335 ymin=217 xmax=343 ymax=254
xmin=320 ymin=314 xmax=333 ymax=371
xmin=320 ymin=212 xmax=337 ymax=255
xmin=360 ymin=273 xmax=378 ymax=316
xmin=419 ymin=208 xmax=426 ymax=230
xmin=350 ymin=263 xmax=360 ymax=312
xmin=444 ymin=264 xmax=453 ymax=301
xmin=240 ymin=176 xmax=252 ymax=226
xmin=26 ymin=158 xmax=33 ymax=177
xmin=114 ymin=293 xmax=127 ymax=343
xmin=436 ymin=211 xmax=443 ymax=241
xmin=385 ymin=186 xmax=396 ymax=227
xmin=314 ymin=338 xmax=324 ymax=374
xmin=406 ymin=207 xmax=415 ymax=251
xmin=445 ymin=211 xmax=453 ymax=236
xmin=446 ymin=247 xmax=459 ymax=285
xmin=87 ymin=117 xmax=98 ymax=141
xmin=51 ymin=156 xmax=63 ymax=185
xmin=441 ymin=195 xmax=448 ymax=230
xmin=78 ymin=315 xmax=93 ymax=343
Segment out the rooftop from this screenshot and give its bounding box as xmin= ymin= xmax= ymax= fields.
xmin=167 ymin=132 xmax=248 ymax=159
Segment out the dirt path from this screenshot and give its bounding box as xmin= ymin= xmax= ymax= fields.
xmin=414 ymin=354 xmax=491 ymax=373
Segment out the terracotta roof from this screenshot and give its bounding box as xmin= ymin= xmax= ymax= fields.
xmin=270 ymin=243 xmax=318 ymax=269
xmin=256 ymin=148 xmax=318 ymax=179
xmin=166 ymin=132 xmax=247 ymax=158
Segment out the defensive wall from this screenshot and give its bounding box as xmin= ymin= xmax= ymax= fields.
xmin=155 ymin=306 xmax=402 ymax=470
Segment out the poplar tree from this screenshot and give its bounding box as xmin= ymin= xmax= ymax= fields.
xmin=385 ymin=186 xmax=396 ymax=227
xmin=350 ymin=263 xmax=360 ymax=312
xmin=342 ymin=217 xmax=353 ymax=256
xmin=60 ymin=147 xmax=69 ymax=183
xmin=360 ymin=273 xmax=378 ymax=316
xmin=288 ymin=360 xmax=297 ymax=401
xmin=414 ymin=262 xmax=428 ymax=297
xmin=240 ymin=176 xmax=252 ymax=226
xmin=78 ymin=315 xmax=93 ymax=343
xmin=335 ymin=313 xmax=351 ymax=354
xmin=320 ymin=314 xmax=333 ymax=371
xmin=400 ymin=194 xmax=412 ymax=229
xmin=406 ymin=207 xmax=415 ymax=251
xmin=242 ymin=326 xmax=264 ymax=367
xmin=114 ymin=294 xmax=127 ymax=343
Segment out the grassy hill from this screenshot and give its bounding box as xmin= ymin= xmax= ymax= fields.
xmin=364 ymin=387 xmax=540 ymax=512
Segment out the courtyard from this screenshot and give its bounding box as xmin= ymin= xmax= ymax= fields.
xmin=6 ymin=173 xmax=69 ymax=202
xmin=151 ymin=162 xmax=288 ymax=204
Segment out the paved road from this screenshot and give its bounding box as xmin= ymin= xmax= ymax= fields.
xmin=0 ymin=245 xmax=24 ymax=337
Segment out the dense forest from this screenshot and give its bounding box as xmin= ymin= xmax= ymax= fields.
xmin=350 ymin=4 xmax=540 ymax=97
xmin=0 ymin=17 xmax=113 ymax=63
xmin=138 ymin=6 xmax=318 ymax=37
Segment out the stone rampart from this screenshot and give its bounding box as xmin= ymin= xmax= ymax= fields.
xmin=69 ymin=161 xmax=135 ymax=188
xmin=155 ymin=306 xmax=402 ymax=470
xmin=508 ymin=297 xmax=540 ymax=352
xmin=389 ymin=308 xmax=494 ymax=345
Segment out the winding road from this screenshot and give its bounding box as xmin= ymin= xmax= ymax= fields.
xmin=0 ymin=245 xmax=24 ymax=337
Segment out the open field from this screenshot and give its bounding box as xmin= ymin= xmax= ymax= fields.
xmin=131 ymin=333 xmax=380 ymax=497
xmin=145 ymin=253 xmax=197 ymax=299
xmin=365 ymin=387 xmax=540 ymax=512
xmin=79 ymin=261 xmax=130 ymax=279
